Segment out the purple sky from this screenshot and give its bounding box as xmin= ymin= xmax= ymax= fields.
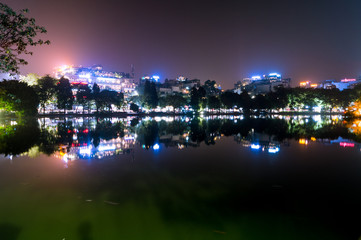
xmin=3 ymin=0 xmax=361 ymax=89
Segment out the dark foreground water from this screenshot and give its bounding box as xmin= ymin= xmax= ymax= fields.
xmin=0 ymin=115 xmax=361 ymax=240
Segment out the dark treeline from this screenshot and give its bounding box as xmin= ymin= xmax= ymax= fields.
xmin=1 ymin=117 xmax=359 ymax=156
xmin=0 ymin=76 xmax=124 ymax=116
xmin=1 ymin=76 xmax=361 ymax=117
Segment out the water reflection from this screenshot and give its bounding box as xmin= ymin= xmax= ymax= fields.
xmin=1 ymin=115 xmax=361 ymax=160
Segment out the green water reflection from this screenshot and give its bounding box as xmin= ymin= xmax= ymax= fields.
xmin=0 ymin=115 xmax=361 ymax=239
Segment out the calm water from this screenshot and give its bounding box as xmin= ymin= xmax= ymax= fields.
xmin=0 ymin=115 xmax=361 ymax=240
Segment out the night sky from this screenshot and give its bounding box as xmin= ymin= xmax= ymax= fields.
xmin=3 ymin=0 xmax=361 ymax=89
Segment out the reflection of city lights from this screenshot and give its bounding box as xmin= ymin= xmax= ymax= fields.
xmin=268 ymin=147 xmax=280 ymax=153
xmin=340 ymin=142 xmax=354 ymax=147
xmin=153 ymin=144 xmax=160 ymax=150
xmin=251 ymin=144 xmax=261 ymax=150
xmin=299 ymin=139 xmax=308 ymax=145
xmin=79 ymin=146 xmax=92 ymax=155
xmin=177 ymin=144 xmax=185 ymax=150
xmin=98 ymin=144 xmax=116 ymax=151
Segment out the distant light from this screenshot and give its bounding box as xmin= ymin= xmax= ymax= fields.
xmin=269 ymin=73 xmax=281 ymax=77
xmin=59 ymin=65 xmax=70 ymax=72
xmin=251 ymin=144 xmax=261 ymax=150
xmin=299 ymin=139 xmax=308 ymax=145
xmin=79 ymin=73 xmax=91 ymax=79
xmin=98 ymin=144 xmax=116 ymax=151
xmin=268 ymin=147 xmax=280 ymax=153
xmin=152 ymin=75 xmax=160 ymax=81
xmin=340 ymin=142 xmax=354 ymax=147
xmin=300 ymin=81 xmax=310 ymax=87
xmin=124 ymin=136 xmax=135 ymax=140
xmin=341 ymin=78 xmax=356 ymax=82
xmin=153 ymin=143 xmax=160 ymax=150
xmin=251 ymin=75 xmax=261 ymax=80
xmin=79 ymin=146 xmax=92 ymax=155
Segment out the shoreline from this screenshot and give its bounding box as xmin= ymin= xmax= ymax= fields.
xmin=0 ymin=111 xmax=347 ymax=119
xmin=36 ymin=111 xmax=345 ymax=118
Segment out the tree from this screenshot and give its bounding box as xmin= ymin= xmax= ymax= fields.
xmin=0 ymin=3 xmax=50 ymax=73
xmin=238 ymin=90 xmax=252 ymax=113
xmin=190 ymin=86 xmax=206 ymax=111
xmin=0 ymin=80 xmax=39 ymax=116
xmin=19 ymin=73 xmax=40 ymax=86
xmin=56 ymin=77 xmax=73 ymax=113
xmin=76 ymin=84 xmax=92 ymax=114
xmin=93 ymin=89 xmax=123 ymax=113
xmin=92 ymin=83 xmax=101 ymax=113
xmin=142 ymin=80 xmax=158 ymax=109
xmin=161 ymin=95 xmax=187 ymax=112
xmin=36 ymin=75 xmax=57 ymax=113
xmin=220 ymin=91 xmax=238 ymax=109
xmin=130 ymin=102 xmax=140 ymax=113
xmin=203 ymin=80 xmax=219 ymax=96
xmin=207 ymin=96 xmax=221 ymax=112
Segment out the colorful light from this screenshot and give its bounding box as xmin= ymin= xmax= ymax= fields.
xmin=152 ymin=75 xmax=160 ymax=81
xmin=299 ymin=139 xmax=308 ymax=145
xmin=339 ymin=142 xmax=354 ymax=147
xmin=153 ymin=143 xmax=160 ymax=150
xmin=268 ymin=147 xmax=280 ymax=153
xmin=251 ymin=144 xmax=261 ymax=150
xmin=341 ymin=78 xmax=356 ymax=82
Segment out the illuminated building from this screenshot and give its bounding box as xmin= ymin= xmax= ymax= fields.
xmin=319 ymin=78 xmax=361 ymax=91
xmin=156 ymin=77 xmax=201 ymax=96
xmin=55 ymin=64 xmax=137 ymax=95
xmin=234 ymin=73 xmax=291 ymax=95
xmin=299 ymin=81 xmax=310 ymax=88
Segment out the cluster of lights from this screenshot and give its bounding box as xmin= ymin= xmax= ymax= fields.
xmin=250 ymin=143 xmax=280 ymax=153
xmin=250 ymin=73 xmax=281 ymax=81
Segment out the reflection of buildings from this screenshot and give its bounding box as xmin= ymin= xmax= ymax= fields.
xmin=235 ymin=132 xmax=283 ymax=154
xmin=57 ymin=134 xmax=137 ymax=163
xmin=159 ymin=132 xmax=203 ymax=149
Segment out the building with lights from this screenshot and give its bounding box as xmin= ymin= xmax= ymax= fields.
xmin=55 ymin=64 xmax=137 ymax=95
xmin=234 ymin=73 xmax=291 ymax=95
xmin=318 ymin=78 xmax=361 ymax=91
xmin=154 ymin=76 xmax=201 ymax=96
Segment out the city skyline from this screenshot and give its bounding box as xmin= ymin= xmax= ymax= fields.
xmin=2 ymin=0 xmax=361 ymax=89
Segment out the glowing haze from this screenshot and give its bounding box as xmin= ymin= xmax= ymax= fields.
xmin=3 ymin=0 xmax=361 ymax=89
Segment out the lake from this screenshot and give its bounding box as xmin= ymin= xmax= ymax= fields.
xmin=0 ymin=115 xmax=361 ymax=240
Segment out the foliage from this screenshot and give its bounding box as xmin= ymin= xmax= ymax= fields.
xmin=0 ymin=3 xmax=50 ymax=73
xmin=160 ymin=94 xmax=187 ymax=110
xmin=35 ymin=75 xmax=57 ymax=113
xmin=220 ymin=91 xmax=238 ymax=109
xmin=56 ymin=77 xmax=73 ymax=112
xmin=238 ymin=90 xmax=252 ymax=113
xmin=93 ymin=89 xmax=123 ymax=112
xmin=76 ymin=84 xmax=92 ymax=113
xmin=0 ymin=118 xmax=40 ymax=155
xmin=130 ymin=102 xmax=140 ymax=113
xmin=136 ymin=120 xmax=159 ymax=148
xmin=142 ymin=80 xmax=158 ymax=109
xmin=207 ymin=96 xmax=221 ymax=110
xmin=0 ymin=80 xmax=39 ymax=116
xmin=202 ymin=79 xmax=220 ymax=96
xmin=19 ymin=73 xmax=40 ymax=86
xmin=190 ymin=86 xmax=206 ymax=111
